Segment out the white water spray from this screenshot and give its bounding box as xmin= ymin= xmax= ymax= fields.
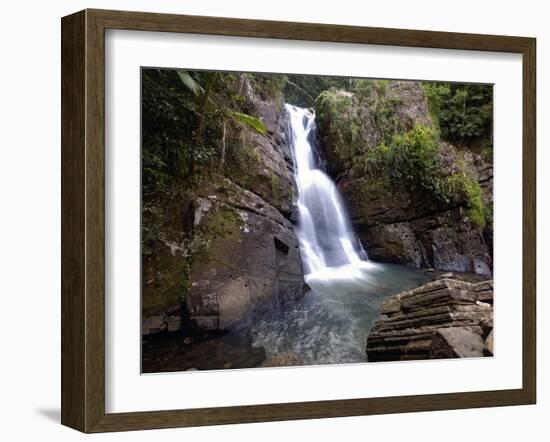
xmin=286 ymin=104 xmax=369 ymax=282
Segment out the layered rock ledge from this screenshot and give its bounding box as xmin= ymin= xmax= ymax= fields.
xmin=366 ymin=278 xmax=493 ymax=361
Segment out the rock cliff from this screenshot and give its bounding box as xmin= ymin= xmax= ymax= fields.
xmin=142 ymin=75 xmax=304 ymax=335
xmin=315 ymin=81 xmax=493 ymax=275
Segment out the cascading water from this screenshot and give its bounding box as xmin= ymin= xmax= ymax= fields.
xmin=233 ymin=105 xmax=430 ymax=365
xmin=145 ymin=104 xmax=433 ymax=369
xmin=286 ymin=104 xmax=369 ymax=282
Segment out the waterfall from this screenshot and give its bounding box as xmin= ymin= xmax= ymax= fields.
xmin=286 ymin=104 xmax=369 ymax=282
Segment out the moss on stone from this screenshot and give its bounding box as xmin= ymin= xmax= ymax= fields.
xmin=355 ymin=124 xmax=486 ymax=227
xmin=201 ymin=206 xmax=242 ymax=240
xmin=446 ymin=172 xmax=486 ymax=227
xmin=270 ymin=172 xmax=283 ymax=204
xmin=193 ymin=205 xmax=244 ymax=269
xmin=315 ymin=89 xmax=367 ymax=172
xmin=142 ymin=251 xmax=191 ymax=316
xmin=315 ymin=83 xmax=408 ymax=175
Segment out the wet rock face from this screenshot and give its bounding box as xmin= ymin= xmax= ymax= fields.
xmin=315 ymin=81 xmax=493 ymax=275
xmin=142 ymin=77 xmax=304 ymax=335
xmin=366 ymin=278 xmax=494 ymax=361
xmin=187 ymin=178 xmax=304 ymax=331
xmin=182 ymin=82 xmax=304 ymax=331
xmin=349 ymin=171 xmax=493 ymax=274
xmin=230 ymin=130 xmax=295 ymax=217
xmin=229 ymin=79 xmax=296 ymax=216
xmin=364 ymin=223 xmax=423 ymax=267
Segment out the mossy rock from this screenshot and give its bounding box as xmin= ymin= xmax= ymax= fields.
xmin=314 ymin=81 xmax=432 ymax=176
xmin=142 ymin=247 xmax=191 ymax=317
xmin=315 ymin=89 xmax=357 ymax=173
xmin=191 ymin=205 xmax=244 ymax=271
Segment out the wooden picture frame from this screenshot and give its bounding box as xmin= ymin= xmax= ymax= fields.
xmin=61 ymin=8 xmax=536 ymax=433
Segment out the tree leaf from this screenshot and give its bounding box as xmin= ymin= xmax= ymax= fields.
xmin=176 ymin=70 xmax=204 ymax=96
xmin=227 ymin=110 xmax=268 ymax=135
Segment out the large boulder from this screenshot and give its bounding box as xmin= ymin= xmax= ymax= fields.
xmin=366 ymin=278 xmax=494 ymax=361
xmin=186 ymin=177 xmax=304 ymax=331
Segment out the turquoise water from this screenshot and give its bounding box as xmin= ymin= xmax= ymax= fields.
xmin=142 ymin=262 xmax=432 ymax=372
xmin=244 ymin=262 xmax=431 ymax=366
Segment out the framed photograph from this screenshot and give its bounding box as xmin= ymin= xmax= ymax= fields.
xmin=61 ymin=9 xmax=536 ymax=432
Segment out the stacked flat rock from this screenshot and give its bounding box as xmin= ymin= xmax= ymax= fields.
xmin=366 ymin=278 xmax=493 ymax=362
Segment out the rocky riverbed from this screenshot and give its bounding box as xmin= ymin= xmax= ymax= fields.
xmin=142 ymin=266 xmax=492 ymax=372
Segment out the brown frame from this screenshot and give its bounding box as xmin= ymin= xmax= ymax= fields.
xmin=61 ymin=8 xmax=536 ymax=433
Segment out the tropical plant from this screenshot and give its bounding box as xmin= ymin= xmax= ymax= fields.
xmin=422 ymin=82 xmax=493 ymax=144
xmin=361 ymin=124 xmax=486 ymax=226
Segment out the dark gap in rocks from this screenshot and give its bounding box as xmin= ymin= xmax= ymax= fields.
xmin=180 ymin=199 xmax=196 ymax=235
xmin=274 ymin=237 xmax=290 ymax=255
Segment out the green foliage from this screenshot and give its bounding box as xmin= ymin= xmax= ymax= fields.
xmin=248 ymin=73 xmax=287 ymax=100
xmin=360 ymin=124 xmax=486 ymax=226
xmin=375 ymin=79 xmax=389 ymax=95
xmin=227 ymin=110 xmax=267 ymax=135
xmin=461 ymin=174 xmax=485 ymax=226
xmin=316 ymin=90 xmax=355 ymax=145
xmin=314 ymin=80 xmax=490 ymax=228
xmin=142 ymin=69 xmax=217 ymax=191
xmin=422 ymin=82 xmax=493 ymax=144
xmin=362 ymin=125 xmax=440 ymax=188
xmin=314 ymin=89 xmax=357 ymax=170
xmin=283 ymin=75 xmax=398 ymax=108
xmin=352 ymin=79 xmax=376 ymax=96
xmin=284 ymin=74 xmax=352 ymax=107
xmin=315 ymin=81 xmax=405 ymax=173
xmin=270 ymin=172 xmax=282 ymax=204
xmin=442 ymin=170 xmax=485 ymax=227
xmin=176 ymin=70 xmax=205 ymax=96
xmin=141 ymin=68 xmax=277 ymax=307
xmin=142 ymin=69 xmax=274 ymax=191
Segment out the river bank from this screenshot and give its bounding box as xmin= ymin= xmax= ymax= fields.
xmin=142 ymin=263 xmax=489 ymax=372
